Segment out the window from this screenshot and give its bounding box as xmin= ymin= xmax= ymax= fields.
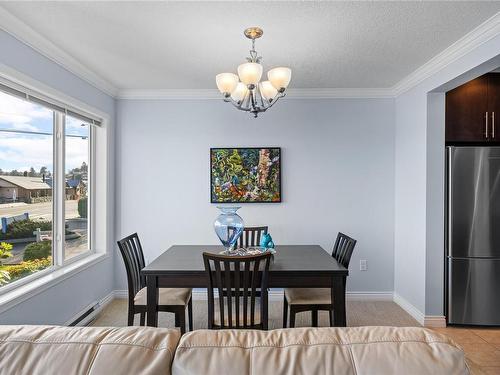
xmin=0 ymin=85 xmax=100 ymax=290
xmin=64 ymin=116 xmax=90 ymax=261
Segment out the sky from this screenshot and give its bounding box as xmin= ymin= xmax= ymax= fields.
xmin=0 ymin=91 xmax=88 ymax=174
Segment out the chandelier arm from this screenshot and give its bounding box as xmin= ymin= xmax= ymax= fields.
xmin=241 ymin=89 xmax=252 ymax=110
xmin=223 ymin=93 xmax=251 ymax=111
xmin=257 ymin=87 xmax=268 ymax=109
xmin=251 ymin=89 xmax=260 ymax=112
xmin=264 ymin=91 xmax=286 ymax=110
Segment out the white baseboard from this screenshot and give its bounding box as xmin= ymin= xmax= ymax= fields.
xmin=392 ymin=293 xmax=446 ymax=328
xmin=64 ymin=290 xmax=115 ymax=326
xmin=112 ymin=289 xmax=445 ymax=327
xmin=113 ymin=290 xmax=128 ymax=299
xmin=423 ymin=316 xmax=447 ymax=328
xmin=346 ymin=292 xmax=393 ymax=301
xmin=114 ymin=289 xmax=393 ymax=302
xmin=393 ymin=292 xmax=425 ymax=325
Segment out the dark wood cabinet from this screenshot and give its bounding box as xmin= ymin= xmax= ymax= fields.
xmin=446 ymin=73 xmax=500 ymax=143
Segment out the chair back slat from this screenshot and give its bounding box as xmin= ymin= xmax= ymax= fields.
xmin=234 ymin=260 xmax=240 ymax=327
xmin=243 ymin=260 xmax=250 ymax=326
xmin=332 ymin=232 xmax=357 ymax=269
xmin=203 ymin=252 xmax=272 ymax=330
xmin=203 ymin=255 xmax=215 ymax=329
xmin=117 ymin=233 xmax=146 ymax=301
xmin=236 ymin=226 xmax=269 ymax=248
xmin=213 ymin=260 xmax=225 ymax=327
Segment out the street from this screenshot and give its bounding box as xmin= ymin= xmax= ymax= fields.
xmin=0 ymin=200 xmax=87 ymax=264
xmin=0 ymin=200 xmax=80 ymax=221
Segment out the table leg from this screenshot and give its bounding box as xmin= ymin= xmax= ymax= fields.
xmin=332 ymin=275 xmax=346 ymax=327
xmin=146 ymin=275 xmax=159 ymax=327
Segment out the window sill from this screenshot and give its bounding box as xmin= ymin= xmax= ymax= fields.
xmin=0 ymin=252 xmax=109 ymax=315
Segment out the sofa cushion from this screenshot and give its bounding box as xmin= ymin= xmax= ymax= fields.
xmin=172 ymin=326 xmax=469 ymax=375
xmin=0 ymin=325 xmax=180 ymax=375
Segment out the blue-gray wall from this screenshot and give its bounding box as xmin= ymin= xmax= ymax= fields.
xmin=0 ymin=30 xmax=116 ymax=324
xmin=115 ymin=98 xmax=396 ymax=294
xmin=394 ymin=32 xmax=500 ymax=317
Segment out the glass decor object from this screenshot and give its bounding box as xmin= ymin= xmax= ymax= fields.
xmin=214 ymin=206 xmax=244 ymax=252
xmin=215 ymin=27 xmax=292 ymax=118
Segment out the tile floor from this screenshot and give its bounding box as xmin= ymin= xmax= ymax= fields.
xmin=432 ymin=327 xmax=500 ymax=374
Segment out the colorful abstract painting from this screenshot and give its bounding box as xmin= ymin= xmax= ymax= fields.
xmin=211 ymin=148 xmax=281 ymax=203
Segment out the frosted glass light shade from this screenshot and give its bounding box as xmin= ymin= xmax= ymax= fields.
xmin=237 ymin=62 xmax=263 ymax=85
xmin=268 ymin=67 xmax=292 ymax=89
xmin=259 ymin=81 xmax=278 ymax=101
xmin=231 ymin=82 xmax=248 ymax=102
xmin=216 ymin=73 xmax=239 ymax=94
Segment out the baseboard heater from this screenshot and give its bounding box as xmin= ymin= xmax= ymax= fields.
xmin=68 ymin=302 xmax=99 ymax=327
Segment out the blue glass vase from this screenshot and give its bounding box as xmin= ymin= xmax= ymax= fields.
xmin=214 ymin=206 xmax=244 ymax=252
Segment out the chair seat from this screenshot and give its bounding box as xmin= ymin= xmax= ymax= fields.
xmin=285 ymin=288 xmax=331 ymax=305
xmin=134 ymin=287 xmax=192 ymax=306
xmin=213 ymin=301 xmax=261 ymax=326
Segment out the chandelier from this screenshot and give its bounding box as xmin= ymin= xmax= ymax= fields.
xmin=215 ymin=27 xmax=292 ymax=118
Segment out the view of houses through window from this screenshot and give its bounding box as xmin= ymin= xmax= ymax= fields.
xmin=0 ymin=91 xmax=90 ymax=288
xmin=64 ymin=116 xmax=89 ymax=260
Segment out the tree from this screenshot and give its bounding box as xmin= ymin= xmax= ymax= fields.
xmin=39 ymin=166 xmax=48 ymax=176
xmin=0 ymin=242 xmax=13 ymax=285
xmin=28 ymin=167 xmax=37 ymax=177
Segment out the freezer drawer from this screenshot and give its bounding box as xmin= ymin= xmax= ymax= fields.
xmin=448 ymin=257 xmax=500 ymax=325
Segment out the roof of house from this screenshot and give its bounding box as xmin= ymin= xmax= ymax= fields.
xmin=0 ymin=175 xmax=52 ymax=190
xmin=66 ymin=179 xmax=81 ymax=188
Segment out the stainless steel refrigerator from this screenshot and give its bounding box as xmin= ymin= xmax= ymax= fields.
xmin=446 ymin=146 xmax=500 ymax=325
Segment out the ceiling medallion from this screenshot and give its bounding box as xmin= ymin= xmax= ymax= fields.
xmin=215 ymin=27 xmax=292 ymax=118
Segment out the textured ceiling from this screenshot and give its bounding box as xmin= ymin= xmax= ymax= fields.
xmin=1 ymin=1 xmax=500 ymax=90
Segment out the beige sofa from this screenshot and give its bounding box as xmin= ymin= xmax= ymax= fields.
xmin=0 ymin=325 xmax=469 ymax=375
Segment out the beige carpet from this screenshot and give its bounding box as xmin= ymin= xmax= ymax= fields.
xmin=92 ymin=298 xmax=420 ymax=329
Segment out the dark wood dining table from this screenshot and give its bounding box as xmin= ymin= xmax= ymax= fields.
xmin=141 ymin=245 xmax=348 ymax=328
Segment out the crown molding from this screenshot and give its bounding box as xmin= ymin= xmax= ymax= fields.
xmin=392 ymin=11 xmax=500 ymax=96
xmin=286 ymin=87 xmax=395 ymax=99
xmin=117 ymin=89 xmax=220 ymax=100
xmin=117 ymin=87 xmax=396 ymax=100
xmin=0 ymin=6 xmax=118 ymax=97
xmin=1 ymin=5 xmax=499 ymax=100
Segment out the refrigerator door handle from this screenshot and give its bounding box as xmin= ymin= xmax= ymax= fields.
xmin=447 ymin=147 xmax=453 ymax=257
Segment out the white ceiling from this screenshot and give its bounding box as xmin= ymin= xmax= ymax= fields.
xmin=1 ymin=1 xmax=500 ymax=94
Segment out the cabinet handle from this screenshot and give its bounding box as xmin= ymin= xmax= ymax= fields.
xmin=486 ymin=112 xmax=489 ymax=139
xmin=493 ymin=112 xmax=496 ymax=139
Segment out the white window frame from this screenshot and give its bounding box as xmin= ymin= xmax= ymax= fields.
xmin=0 ymin=68 xmax=110 ymax=304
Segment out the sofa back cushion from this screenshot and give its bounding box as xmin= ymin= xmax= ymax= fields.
xmin=0 ymin=325 xmax=180 ymax=375
xmin=172 ymin=326 xmax=469 ymax=375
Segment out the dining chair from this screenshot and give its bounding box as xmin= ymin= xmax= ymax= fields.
xmin=203 ymin=251 xmax=272 ymax=330
xmin=117 ymin=233 xmax=193 ymax=334
xmin=236 ymin=226 xmax=268 ymax=248
xmin=282 ymin=232 xmax=357 ymax=328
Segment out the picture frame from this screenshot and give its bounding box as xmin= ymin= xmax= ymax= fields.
xmin=210 ymin=147 xmax=281 ymax=203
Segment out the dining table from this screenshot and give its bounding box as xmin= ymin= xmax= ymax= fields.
xmin=141 ymin=245 xmax=349 ymax=328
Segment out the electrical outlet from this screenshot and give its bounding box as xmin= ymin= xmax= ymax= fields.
xmin=360 ymin=260 xmax=367 ymax=271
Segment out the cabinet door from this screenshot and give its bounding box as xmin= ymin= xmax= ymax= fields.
xmin=446 ymin=75 xmax=488 ymax=142
xmin=488 ymin=73 xmax=500 ymax=141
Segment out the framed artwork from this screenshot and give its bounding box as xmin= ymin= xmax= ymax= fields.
xmin=210 ymin=147 xmax=281 ymax=203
